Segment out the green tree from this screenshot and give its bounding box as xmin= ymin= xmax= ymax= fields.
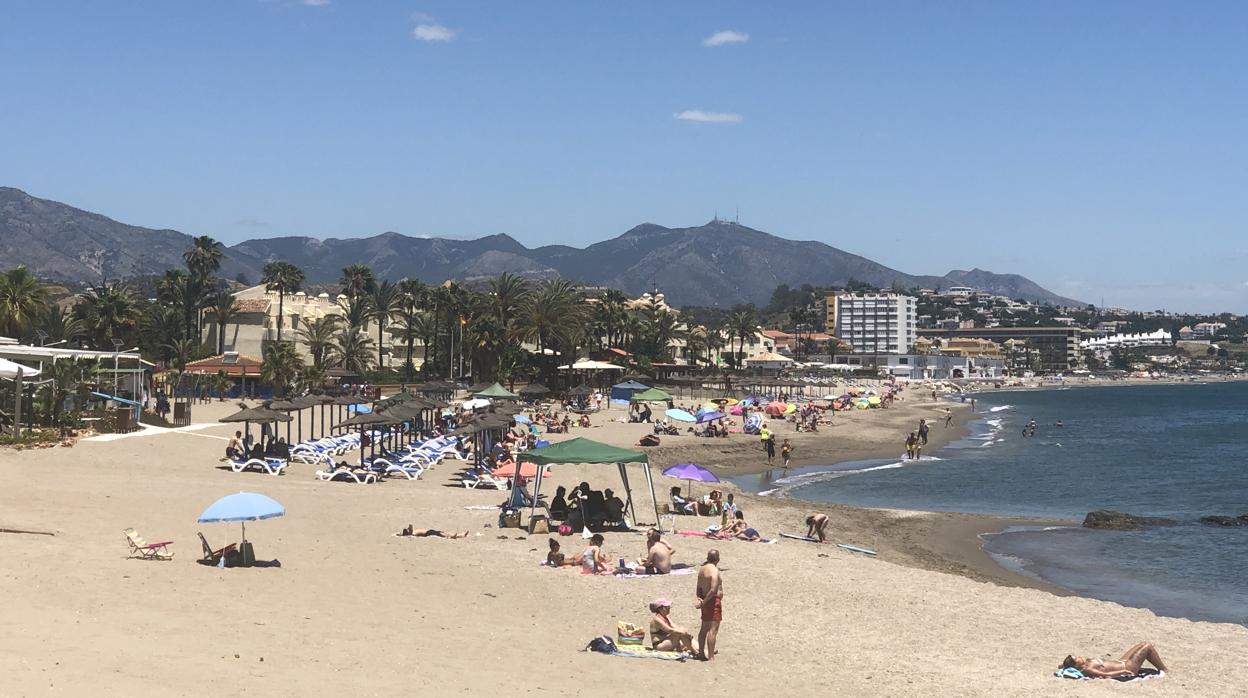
xmin=261 ymin=261 xmax=305 ymax=342
xmin=726 ymin=308 xmax=759 ymax=369
xmin=368 ymin=280 xmax=401 ymax=369
xmin=206 ymin=290 xmax=240 ymax=355
xmin=74 ymin=284 xmax=137 ymax=349
xmin=294 ymin=315 xmax=341 ymax=369
xmin=339 ymin=264 xmax=377 ymax=301
xmin=329 ymin=326 xmax=375 ymax=375
xmin=260 ymin=341 xmax=303 ymax=398
xmin=0 ymin=266 xmax=49 ymax=339
xmin=34 ymin=305 xmax=87 ymax=345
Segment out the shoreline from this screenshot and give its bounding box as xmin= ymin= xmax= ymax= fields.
xmin=643 ymin=397 xmax=1074 ymax=595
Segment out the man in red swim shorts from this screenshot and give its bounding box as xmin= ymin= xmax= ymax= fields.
xmin=695 ymin=549 xmax=722 ymax=661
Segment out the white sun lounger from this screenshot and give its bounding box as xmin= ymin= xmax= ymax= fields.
xmin=316 ymin=469 xmax=378 ymax=484
xmin=461 ymin=470 xmax=508 ymax=490
xmin=365 ymin=458 xmax=424 ymax=480
xmin=229 ymin=458 xmax=288 ymax=476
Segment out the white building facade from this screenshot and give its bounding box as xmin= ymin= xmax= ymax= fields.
xmin=834 ymin=293 xmax=917 ymax=356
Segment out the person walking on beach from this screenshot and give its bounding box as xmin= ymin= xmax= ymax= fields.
xmin=759 ymin=425 xmax=772 ymax=463
xmin=944 ymin=409 xmax=953 ymax=428
xmin=781 ymin=438 xmax=793 ymax=468
xmin=905 ymin=431 xmax=918 ymax=460
xmin=764 ymin=430 xmax=777 ymax=465
xmin=918 ymin=419 xmax=929 ymax=446
xmin=695 ymin=549 xmax=723 ymax=661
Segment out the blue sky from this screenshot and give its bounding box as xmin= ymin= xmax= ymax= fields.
xmin=2 ymin=1 xmax=1246 ymax=312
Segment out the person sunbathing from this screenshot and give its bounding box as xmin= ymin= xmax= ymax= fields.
xmin=546 ymin=538 xmax=578 ymax=566
xmin=395 ymin=525 xmax=469 ymax=539
xmin=1061 ymin=642 xmax=1169 ymax=679
xmin=648 ymin=598 xmax=696 ymax=653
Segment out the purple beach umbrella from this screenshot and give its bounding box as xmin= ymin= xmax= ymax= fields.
xmin=661 ymin=462 xmax=721 ymax=500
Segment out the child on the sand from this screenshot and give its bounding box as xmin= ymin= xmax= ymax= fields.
xmin=781 ymin=439 xmax=793 ymax=468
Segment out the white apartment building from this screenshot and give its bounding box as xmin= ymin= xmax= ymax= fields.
xmin=834 ymin=293 xmax=917 ymax=356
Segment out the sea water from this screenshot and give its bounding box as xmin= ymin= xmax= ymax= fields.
xmin=732 ymin=383 xmax=1248 ymax=625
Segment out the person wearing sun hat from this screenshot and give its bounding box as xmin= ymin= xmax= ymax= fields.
xmin=648 ymin=598 xmax=696 ymax=653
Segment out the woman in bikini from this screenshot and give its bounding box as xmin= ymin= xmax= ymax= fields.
xmin=648 ymin=598 xmax=696 ymax=653
xmin=1061 ymin=642 xmax=1169 ymax=679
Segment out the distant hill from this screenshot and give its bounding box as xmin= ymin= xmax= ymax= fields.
xmin=0 ymin=187 xmax=1083 ymax=307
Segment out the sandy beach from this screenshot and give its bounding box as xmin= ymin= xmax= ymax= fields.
xmin=2 ymin=396 xmax=1246 ymax=696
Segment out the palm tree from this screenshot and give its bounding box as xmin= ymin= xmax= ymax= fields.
xmin=684 ymin=329 xmax=707 ymax=367
xmin=34 ymin=305 xmax=86 ymax=346
xmin=328 ymin=326 xmax=375 ymax=375
xmin=164 ymin=337 xmax=197 ymax=372
xmin=140 ymin=305 xmax=185 ymax=365
xmin=0 ymin=266 xmax=49 ymax=339
xmin=183 ymin=235 xmax=224 ymax=280
xmin=339 ymin=264 xmax=377 ymax=301
xmin=368 ymin=280 xmax=401 ymax=369
xmin=74 ymin=284 xmax=137 ymax=349
xmin=261 ymin=261 xmax=304 ymax=342
xmin=157 ymin=269 xmax=197 ymax=340
xmin=183 ymin=236 xmax=223 ymax=343
xmin=260 ymin=341 xmax=303 ymax=398
xmin=206 ymin=290 xmax=240 ymax=354
xmin=726 ymin=309 xmax=759 ymax=370
xmin=516 ymin=279 xmax=585 ymax=383
xmin=395 ymin=279 xmax=429 ymax=375
xmin=294 ymin=315 xmax=341 ymax=369
xmin=336 ymin=294 xmax=372 ymax=332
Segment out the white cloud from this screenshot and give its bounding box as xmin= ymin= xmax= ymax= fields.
xmin=674 ymin=110 xmax=743 ymax=124
xmin=702 ymin=30 xmax=749 ymax=47
xmin=413 ymin=23 xmax=458 ymax=42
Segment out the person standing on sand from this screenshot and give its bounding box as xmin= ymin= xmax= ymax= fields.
xmin=971 ymin=397 xmax=976 ymax=411
xmin=781 ymin=438 xmax=793 ymax=468
xmin=759 ymin=425 xmax=772 ymax=461
xmin=918 ymin=419 xmax=929 ymax=446
xmin=695 ymin=550 xmax=723 ymax=661
xmin=944 ymin=409 xmax=953 ymax=428
xmin=764 ymin=430 xmax=777 ymax=465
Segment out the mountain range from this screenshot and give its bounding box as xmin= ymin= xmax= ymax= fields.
xmin=0 ymin=187 xmax=1082 ymax=307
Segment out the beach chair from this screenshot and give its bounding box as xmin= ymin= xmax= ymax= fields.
xmin=461 ymin=470 xmax=508 ymax=490
xmin=228 ymin=457 xmax=288 ymax=476
xmin=372 ymin=459 xmax=424 ymax=480
xmin=125 ymin=528 xmax=174 ymax=560
xmin=198 ymin=532 xmax=236 ymax=565
xmin=315 ymin=469 xmax=378 ymax=484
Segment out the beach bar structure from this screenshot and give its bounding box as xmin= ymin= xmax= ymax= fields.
xmin=0 ymin=338 xmax=145 ymax=436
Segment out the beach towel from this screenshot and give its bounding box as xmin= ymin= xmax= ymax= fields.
xmin=584 ymin=636 xmax=688 ymax=662
xmin=1054 ymin=668 xmax=1163 ymax=682
xmin=614 ymin=566 xmax=697 ymax=579
xmin=617 ymin=622 xmax=645 ymax=646
xmin=463 ymin=505 xmax=500 ymax=510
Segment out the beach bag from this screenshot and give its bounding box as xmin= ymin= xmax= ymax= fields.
xmin=617 ymin=622 xmax=645 ymax=646
xmin=558 ymin=524 xmax=573 ymax=536
xmin=585 ymin=636 xmax=617 ymax=655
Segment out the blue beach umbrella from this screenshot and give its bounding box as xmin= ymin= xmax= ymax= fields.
xmin=348 ymin=403 xmax=372 ymax=414
xmin=696 ymin=410 xmax=725 ymax=423
xmin=198 ymin=492 xmax=285 ymax=549
xmin=513 ymin=414 xmax=532 ymax=425
xmin=665 ymin=408 xmax=696 ymax=423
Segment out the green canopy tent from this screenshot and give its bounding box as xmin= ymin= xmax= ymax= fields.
xmin=629 ymin=387 xmax=672 ymax=403
xmin=473 ymin=382 xmax=520 ymax=399
xmin=518 ymin=437 xmax=659 ymax=531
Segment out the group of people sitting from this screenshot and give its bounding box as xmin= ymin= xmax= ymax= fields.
xmin=548 ymin=482 xmax=627 ymax=531
xmin=670 ymin=487 xmax=734 ymax=517
xmin=545 ymin=527 xmax=677 ymax=575
xmin=224 ymin=431 xmax=290 ymax=462
xmin=533 ymin=410 xmax=589 ymax=434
